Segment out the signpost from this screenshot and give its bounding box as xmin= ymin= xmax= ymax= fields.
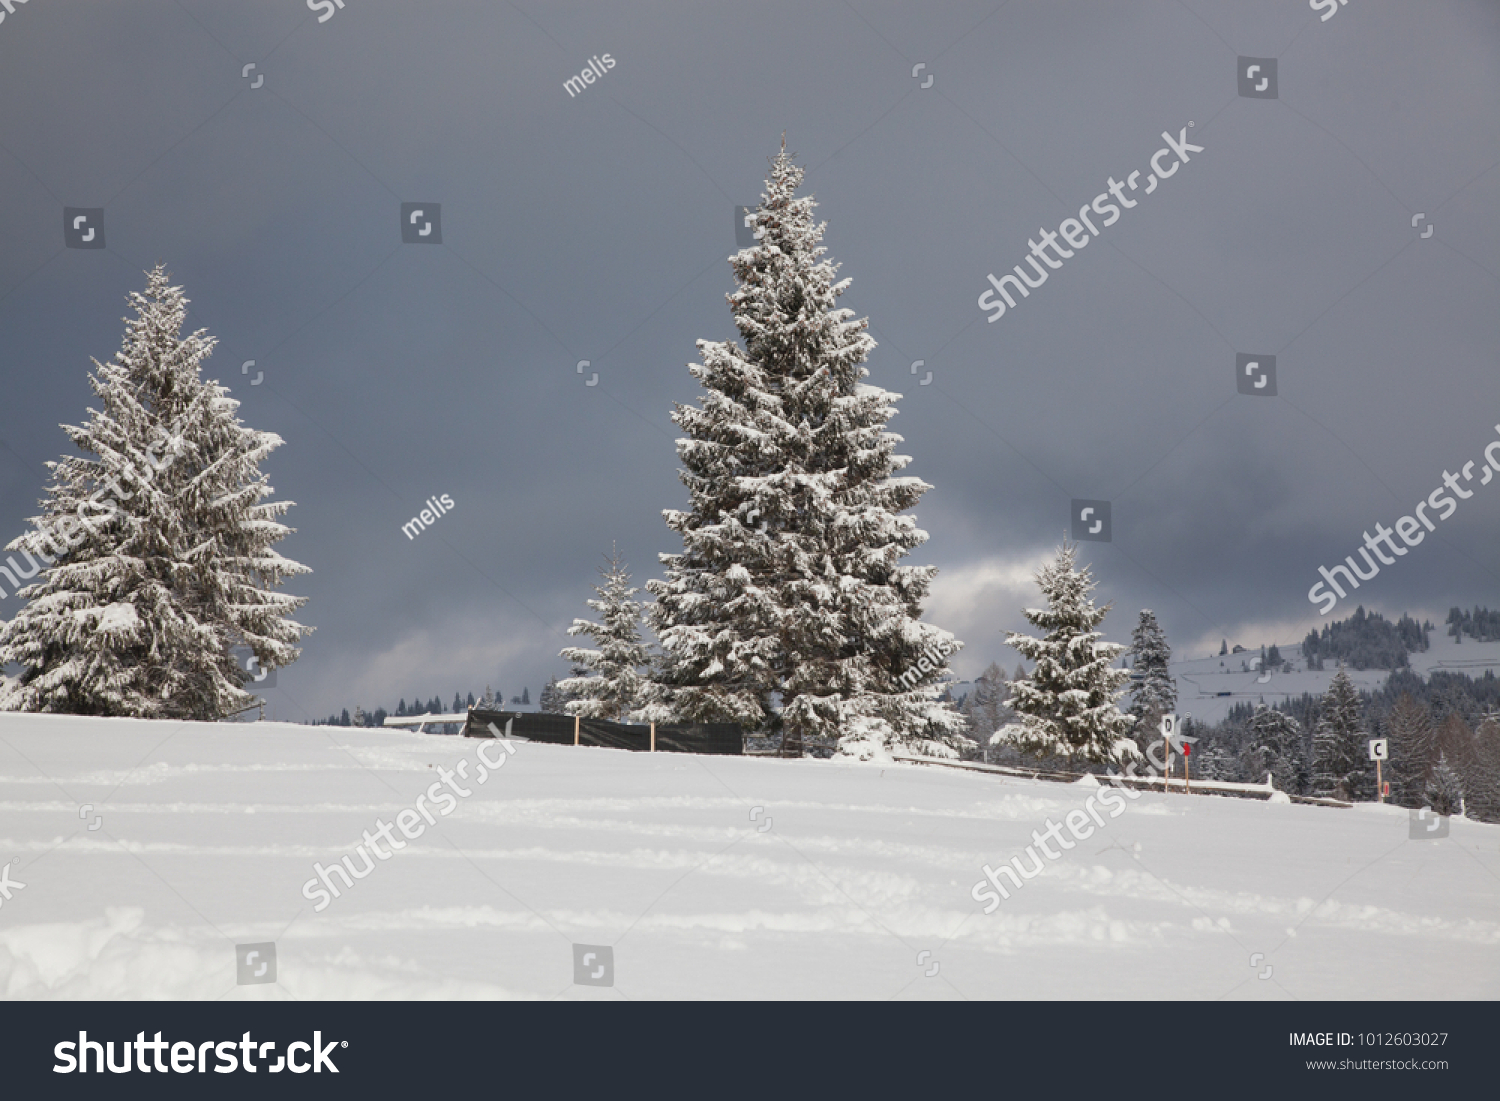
xmin=1183 ymin=740 xmax=1192 ymax=795
xmin=1160 ymin=714 xmax=1177 ymax=792
xmin=1368 ymin=737 xmax=1388 ymax=803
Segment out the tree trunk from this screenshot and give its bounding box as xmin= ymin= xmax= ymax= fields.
xmin=779 ymin=717 xmax=804 ymax=758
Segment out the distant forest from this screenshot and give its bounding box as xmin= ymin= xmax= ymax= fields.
xmin=1446 ymin=605 xmax=1500 ymax=643
xmin=1302 ymin=606 xmax=1430 ymax=670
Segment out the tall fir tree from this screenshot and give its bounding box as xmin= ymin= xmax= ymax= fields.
xmin=1000 ymin=541 xmax=1138 ymax=767
xmin=1127 ymin=609 xmax=1175 ymax=752
xmin=559 ymin=545 xmax=651 ymax=720
xmin=1311 ymin=667 xmax=1366 ymax=800
xmin=0 ymin=266 xmax=310 ymax=719
xmin=645 ymin=140 xmax=965 ymax=761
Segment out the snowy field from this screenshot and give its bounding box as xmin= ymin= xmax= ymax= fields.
xmin=0 ymin=713 xmax=1496 ymax=1000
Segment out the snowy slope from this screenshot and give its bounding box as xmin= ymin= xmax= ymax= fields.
xmin=957 ymin=632 xmax=1500 ymax=727
xmin=0 ymin=713 xmax=1495 ymax=1000
xmin=1168 ymin=631 xmax=1500 ymax=726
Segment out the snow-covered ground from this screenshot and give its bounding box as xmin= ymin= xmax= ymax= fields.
xmin=0 ymin=713 xmax=1495 ymax=1000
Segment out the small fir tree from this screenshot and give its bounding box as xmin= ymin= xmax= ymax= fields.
xmin=1000 ymin=541 xmax=1138 ymax=767
xmin=1244 ymin=705 xmax=1306 ymax=794
xmin=559 ymin=546 xmax=651 ymax=720
xmin=538 ymin=676 xmax=568 ymax=715
xmin=1425 ymin=752 xmax=1464 ymax=817
xmin=1127 ymin=609 xmax=1175 ymax=753
xmin=963 ymin=662 xmax=1008 ymax=745
xmin=1386 ymin=692 xmax=1436 ymax=806
xmin=1311 ymin=667 xmax=1365 ymax=799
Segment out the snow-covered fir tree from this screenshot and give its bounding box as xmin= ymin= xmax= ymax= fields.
xmin=645 ymin=140 xmax=966 ymax=760
xmin=1127 ymin=609 xmax=1175 ymax=752
xmin=0 ymin=266 xmax=310 ymax=720
xmin=1311 ymin=667 xmax=1366 ymax=800
xmin=999 ymin=541 xmax=1138 ymax=767
xmin=1243 ymin=705 xmax=1306 ymax=794
xmin=353 ymin=704 xmax=367 ymax=727
xmin=559 ymin=545 xmax=651 ymax=720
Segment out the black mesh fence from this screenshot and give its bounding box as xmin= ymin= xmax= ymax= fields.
xmin=464 ymin=709 xmax=742 ymax=755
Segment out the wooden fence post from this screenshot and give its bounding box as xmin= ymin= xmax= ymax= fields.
xmin=650 ymin=721 xmax=656 ymax=752
xmin=574 ymin=715 xmax=580 ymax=746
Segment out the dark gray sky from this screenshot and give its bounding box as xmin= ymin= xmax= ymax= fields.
xmin=2 ymin=0 xmax=1498 ymax=721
